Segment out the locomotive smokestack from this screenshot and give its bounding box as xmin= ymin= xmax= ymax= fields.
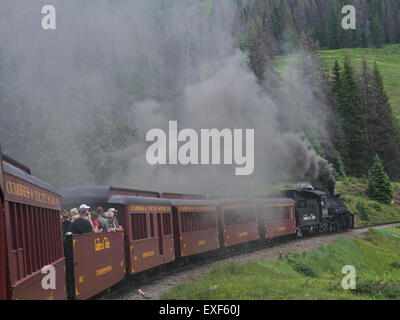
xmin=318 ymin=160 xmax=336 ymax=196
xmin=327 ymin=177 xmax=336 ymax=197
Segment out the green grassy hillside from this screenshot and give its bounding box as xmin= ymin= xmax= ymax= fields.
xmin=162 ymin=227 xmax=400 ymax=300
xmin=336 ymin=178 xmax=400 ymax=227
xmin=277 ymin=44 xmax=400 ymax=119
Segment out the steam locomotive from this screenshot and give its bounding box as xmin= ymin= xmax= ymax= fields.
xmin=282 ymin=188 xmax=354 ymax=236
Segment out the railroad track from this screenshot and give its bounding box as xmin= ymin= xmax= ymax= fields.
xmin=97 ymin=221 xmax=400 ymax=300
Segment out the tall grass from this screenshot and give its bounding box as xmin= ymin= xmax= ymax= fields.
xmin=162 ymin=228 xmax=400 ymax=300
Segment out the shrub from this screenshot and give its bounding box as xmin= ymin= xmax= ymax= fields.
xmin=356 ymin=200 xmax=369 ymax=221
xmin=355 ymin=272 xmax=400 ymax=299
xmin=286 ymin=257 xmax=319 ymax=278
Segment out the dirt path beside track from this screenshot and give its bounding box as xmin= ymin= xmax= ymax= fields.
xmin=100 ymin=223 xmax=399 ymax=300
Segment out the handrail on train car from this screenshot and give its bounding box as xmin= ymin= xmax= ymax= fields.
xmin=0 ymin=146 xmax=8 ymax=300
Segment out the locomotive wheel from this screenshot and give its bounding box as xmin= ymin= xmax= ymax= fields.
xmin=320 ymin=223 xmax=328 ymax=234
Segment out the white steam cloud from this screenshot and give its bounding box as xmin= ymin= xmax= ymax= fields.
xmin=0 ymin=0 xmax=335 ymax=195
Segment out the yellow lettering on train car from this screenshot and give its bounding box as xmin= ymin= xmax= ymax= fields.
xmin=197 ymin=240 xmax=206 ymax=246
xmin=96 ymin=265 xmax=112 ymax=276
xmin=278 ymin=227 xmax=286 ymax=231
xmin=5 ymin=180 xmax=59 ymax=206
xmin=129 ymin=205 xmax=170 ymax=212
xmin=238 ymin=232 xmax=248 ymax=238
xmin=142 ymin=251 xmax=155 ymax=258
xmin=180 ymin=206 xmax=216 ymax=211
xmin=94 ymin=237 xmax=111 ymax=252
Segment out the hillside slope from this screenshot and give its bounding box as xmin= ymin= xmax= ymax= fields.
xmin=319 ymin=44 xmax=400 ymax=120
xmin=278 ymin=44 xmax=400 ymax=119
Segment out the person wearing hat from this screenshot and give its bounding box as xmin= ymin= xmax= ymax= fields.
xmin=61 ymin=210 xmax=71 ymax=236
xmin=106 ymin=208 xmax=123 ymax=232
xmin=102 ymin=210 xmax=114 ymax=232
xmin=68 ymin=204 xmax=93 ymax=235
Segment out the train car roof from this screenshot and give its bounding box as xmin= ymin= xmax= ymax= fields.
xmin=2 ymin=153 xmax=31 ymax=174
xmin=2 ymin=161 xmax=59 ymax=195
xmin=160 ymin=192 xmax=207 ymax=200
xmin=207 ymin=194 xmax=250 ymax=200
xmin=110 ymin=186 xmax=160 ymax=197
xmin=170 ymin=199 xmax=218 ymax=207
xmin=108 ymin=195 xmax=172 ymax=206
xmin=217 ymin=197 xmax=295 ymax=206
xmin=60 ymin=186 xmax=110 ymax=209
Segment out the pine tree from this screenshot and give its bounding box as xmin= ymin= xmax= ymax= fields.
xmin=282 ymin=13 xmax=299 ymax=53
xmin=333 ymin=150 xmax=346 ymax=180
xmin=361 ymin=58 xmax=400 ymax=181
xmin=329 ymin=60 xmax=346 ymax=153
xmin=305 ymin=127 xmax=325 ymax=158
xmin=340 ymin=54 xmax=370 ymax=177
xmin=370 ymin=13 xmax=385 ymax=48
xmin=327 ymin=4 xmax=339 ymax=49
xmin=270 ymin=5 xmax=282 ymax=44
xmin=367 ymin=154 xmax=393 ymax=204
xmin=332 ymin=61 xmax=343 ymax=114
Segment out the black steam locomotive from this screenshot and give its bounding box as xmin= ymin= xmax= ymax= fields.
xmin=282 ymin=188 xmax=354 ymax=236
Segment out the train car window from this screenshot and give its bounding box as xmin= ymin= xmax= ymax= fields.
xmin=181 ymin=212 xmax=189 ymax=233
xmin=162 ymin=212 xmax=172 ymax=235
xmin=224 ymin=207 xmax=256 ymax=226
xmin=265 ymin=206 xmax=290 ymax=221
xmin=281 ymin=207 xmax=290 ymax=220
xmin=7 ymin=202 xmax=63 ymax=283
xmin=181 ymin=211 xmax=217 ymax=232
xmin=205 ymin=211 xmax=217 ymax=229
xmin=131 ymin=213 xmax=147 ymax=240
xmin=243 ymin=208 xmax=256 ymax=224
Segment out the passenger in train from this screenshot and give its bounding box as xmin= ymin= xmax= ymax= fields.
xmin=102 ymin=210 xmax=114 ymax=232
xmin=96 ymin=206 xmax=109 ymax=232
xmin=61 ymin=210 xmax=71 ymax=236
xmin=90 ymin=212 xmax=103 ymax=233
xmin=107 ymin=208 xmax=123 ymax=231
xmin=68 ymin=204 xmax=93 ymax=234
xmin=70 ymin=207 xmax=79 ymax=222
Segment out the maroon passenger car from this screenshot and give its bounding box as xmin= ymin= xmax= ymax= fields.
xmin=108 ymin=195 xmax=175 ymax=275
xmin=0 ymin=148 xmax=7 ymax=300
xmin=171 ymin=199 xmax=220 ymax=258
xmin=218 ymin=200 xmax=260 ymax=247
xmin=1 ymin=151 xmax=66 ymax=300
xmin=259 ymin=198 xmax=296 ymax=239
